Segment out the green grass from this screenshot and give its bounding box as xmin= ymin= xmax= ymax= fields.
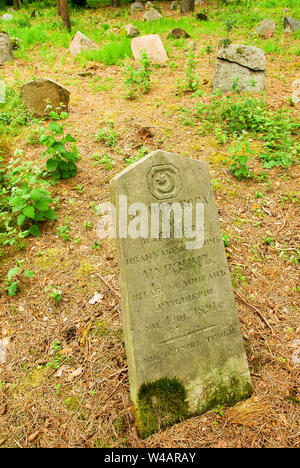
xmin=76 ymin=36 xmax=132 ymax=66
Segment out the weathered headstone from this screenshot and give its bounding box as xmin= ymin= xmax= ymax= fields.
xmin=1 ymin=13 xmax=13 ymax=21
xmin=124 ymin=24 xmax=140 ymax=38
xmin=292 ymin=79 xmax=300 ymax=105
xmin=254 ymin=18 xmax=276 ymax=38
xmin=284 ymin=16 xmax=300 ymax=33
xmin=110 ymin=150 xmax=253 ymax=438
xmin=131 ymin=2 xmax=144 ymax=11
xmin=170 ymin=1 xmax=178 ymax=11
xmin=144 ymin=8 xmax=162 ymax=22
xmin=213 ymin=44 xmax=266 ymax=93
xmin=0 ymin=32 xmax=13 ymax=64
xmin=167 ymin=28 xmax=191 ymax=39
xmin=21 ymin=78 xmax=70 ymax=118
xmin=131 ymin=34 xmax=168 ymax=64
xmin=69 ymin=31 xmax=97 ymax=56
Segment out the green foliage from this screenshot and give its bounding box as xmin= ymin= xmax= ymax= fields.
xmin=40 ymin=110 xmax=79 ymax=180
xmin=124 ymin=50 xmax=151 ymax=99
xmin=0 ymin=86 xmax=30 ymax=137
xmin=45 ymin=286 xmax=63 ymax=303
xmin=196 ymin=93 xmax=299 ymax=169
xmin=96 ymin=120 xmax=118 ymax=147
xmin=228 ymin=139 xmax=253 ymax=180
xmin=46 ymin=341 xmax=67 ymax=369
xmin=5 ymin=260 xmax=34 ymax=297
xmin=0 ymin=156 xmax=57 ymax=246
xmin=177 ymin=44 xmax=199 ymax=94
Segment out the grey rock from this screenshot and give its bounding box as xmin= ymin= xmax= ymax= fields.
xmin=131 ymin=2 xmax=144 ymax=11
xmin=213 ymin=44 xmax=266 ymax=93
xmin=69 ymin=31 xmax=97 ymax=56
xmin=1 ymin=13 xmax=13 ymax=21
xmin=284 ymin=16 xmax=300 ymax=32
xmin=254 ymin=18 xmax=276 ymax=38
xmin=291 ymin=79 xmax=300 ymax=105
xmin=213 ymin=60 xmax=266 ymax=93
xmin=144 ymin=8 xmax=162 ymax=21
xmin=145 ymin=1 xmax=153 ymax=7
xmin=0 ymin=32 xmax=13 ymax=64
xmin=217 ymin=44 xmax=266 ymax=71
xmin=170 ymin=1 xmax=178 ymax=10
xmin=125 ymin=24 xmax=140 ymax=38
xmin=167 ymin=28 xmax=190 ymax=39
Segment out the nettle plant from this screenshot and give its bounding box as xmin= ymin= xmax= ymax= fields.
xmin=124 ymin=50 xmax=151 ymax=99
xmin=5 ymin=260 xmax=34 ymax=296
xmin=177 ymin=44 xmax=199 ymax=94
xmin=0 ymin=155 xmax=57 ymax=245
xmin=40 ymin=108 xmax=79 ymax=180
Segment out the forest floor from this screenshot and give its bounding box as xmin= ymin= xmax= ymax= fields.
xmin=0 ymin=2 xmax=299 ymax=448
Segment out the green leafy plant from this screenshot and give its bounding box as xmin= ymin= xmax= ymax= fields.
xmin=124 ymin=50 xmax=151 ymax=99
xmin=96 ymin=120 xmax=118 ymax=147
xmin=177 ymin=44 xmax=199 ymax=93
xmin=228 ymin=139 xmax=253 ymax=180
xmin=45 ymin=286 xmax=63 ymax=303
xmin=0 ymin=156 xmax=57 ymax=245
xmin=46 ymin=341 xmax=68 ymax=369
xmin=5 ymin=260 xmax=34 ymax=296
xmin=40 ymin=109 xmax=79 ymax=180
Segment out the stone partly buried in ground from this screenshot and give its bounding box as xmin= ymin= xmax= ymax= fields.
xmin=0 ymin=32 xmax=13 ymax=64
xmin=21 ymin=78 xmax=70 ymax=118
xmin=292 ymin=79 xmax=300 ymax=105
xmin=124 ymin=24 xmax=140 ymax=38
xmin=284 ymin=16 xmax=300 ymax=32
xmin=69 ymin=31 xmax=97 ymax=56
xmin=167 ymin=28 xmax=191 ymax=39
xmin=253 ymin=18 xmax=276 ymax=38
xmin=213 ymin=44 xmax=266 ymax=93
xmin=144 ymin=8 xmax=162 ymax=22
xmin=131 ymin=34 xmax=168 ymax=64
xmin=131 ymin=2 xmax=144 ymax=11
xmin=110 ymin=149 xmax=253 ymax=438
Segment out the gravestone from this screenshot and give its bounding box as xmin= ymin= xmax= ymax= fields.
xmin=124 ymin=24 xmax=140 ymax=38
xmin=110 ymin=150 xmax=253 ymax=438
xmin=292 ymin=79 xmax=300 ymax=105
xmin=1 ymin=13 xmax=13 ymax=21
xmin=254 ymin=18 xmax=276 ymax=38
xmin=21 ymin=78 xmax=70 ymax=118
xmin=131 ymin=2 xmax=144 ymax=11
xmin=167 ymin=28 xmax=191 ymax=39
xmin=131 ymin=34 xmax=168 ymax=64
xmin=144 ymin=8 xmax=162 ymax=22
xmin=284 ymin=16 xmax=300 ymax=33
xmin=213 ymin=44 xmax=266 ymax=93
xmin=0 ymin=32 xmax=13 ymax=64
xmin=69 ymin=31 xmax=97 ymax=56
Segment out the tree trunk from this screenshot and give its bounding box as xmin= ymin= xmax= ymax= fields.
xmin=180 ymin=0 xmax=195 ymax=14
xmin=57 ymin=0 xmax=61 ymax=16
xmin=13 ymin=0 xmax=21 ymax=10
xmin=111 ymin=0 xmax=121 ymax=6
xmin=60 ymin=0 xmax=71 ymax=32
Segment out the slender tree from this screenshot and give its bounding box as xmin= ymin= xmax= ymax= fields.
xmin=181 ymin=0 xmax=195 ymax=14
xmin=13 ymin=0 xmax=21 ymax=10
xmin=57 ymin=0 xmax=61 ymax=16
xmin=111 ymin=0 xmax=121 ymax=6
xmin=60 ymin=0 xmax=71 ymax=31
